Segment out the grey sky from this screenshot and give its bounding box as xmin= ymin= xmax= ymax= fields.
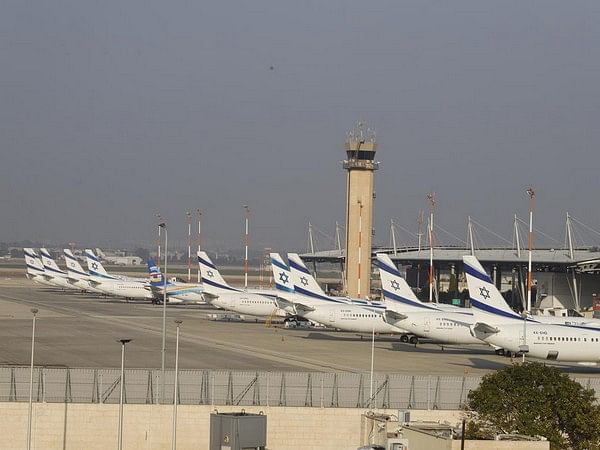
xmin=1 ymin=1 xmax=600 ymax=251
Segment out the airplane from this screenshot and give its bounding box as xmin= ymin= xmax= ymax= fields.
xmin=270 ymin=253 xmax=402 ymax=335
xmin=147 ymin=259 xmax=205 ymax=304
xmin=63 ymin=249 xmax=104 ymax=293
xmin=286 ymin=253 xmax=383 ymax=307
xmin=88 ymin=276 xmax=154 ymax=301
xmin=464 ymin=255 xmax=600 ymax=363
xmin=198 ymin=251 xmax=286 ymax=318
xmin=375 ymin=253 xmax=481 ymax=346
xmin=38 ymin=248 xmax=79 ymax=290
xmin=82 ymin=249 xmax=153 ymax=300
xmin=23 ymin=248 xmax=55 ymax=287
xmin=462 ymin=255 xmax=600 ymax=328
xmin=84 ymin=249 xmax=145 ymax=282
xmin=376 ymin=254 xmax=464 ymax=312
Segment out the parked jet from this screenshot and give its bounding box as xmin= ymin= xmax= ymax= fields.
xmin=84 ymin=249 xmax=145 ymax=282
xmin=464 ymin=255 xmax=600 ymax=363
xmin=38 ymin=248 xmax=79 ymax=290
xmin=271 ymin=253 xmax=402 ymax=335
xmin=462 ymin=255 xmax=600 ymax=328
xmin=23 ymin=248 xmax=55 ymax=287
xmin=287 ymin=253 xmax=384 ymax=308
xmin=147 ymin=259 xmax=205 ymax=304
xmin=198 ymin=251 xmax=286 ymax=318
xmin=375 ymin=253 xmax=480 ymax=345
xmin=63 ymin=249 xmax=104 ymax=293
xmin=83 ymin=249 xmax=153 ymax=300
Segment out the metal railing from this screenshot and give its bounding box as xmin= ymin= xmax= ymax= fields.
xmin=2 ymin=367 xmax=600 ymax=410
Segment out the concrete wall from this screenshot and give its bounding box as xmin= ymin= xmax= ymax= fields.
xmin=0 ymin=403 xmax=547 ymax=450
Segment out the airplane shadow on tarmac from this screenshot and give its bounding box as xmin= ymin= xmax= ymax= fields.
xmin=301 ymin=332 xmax=399 ymax=343
xmin=448 ymin=356 xmax=600 ymax=374
xmin=452 ymin=358 xmax=510 ymax=371
xmin=387 ymin=342 xmax=493 ymax=356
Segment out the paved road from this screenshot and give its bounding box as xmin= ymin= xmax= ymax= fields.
xmin=1 ymin=277 xmax=600 ymax=376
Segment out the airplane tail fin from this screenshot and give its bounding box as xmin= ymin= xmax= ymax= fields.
xmin=270 ymin=253 xmax=294 ymax=293
xmin=24 ymin=248 xmax=45 ymax=275
xmin=40 ymin=248 xmax=65 ymax=274
xmin=63 ymin=249 xmax=88 ymax=278
xmin=197 ymin=251 xmax=240 ymax=294
xmin=375 ymin=253 xmax=439 ymax=311
xmin=463 ymin=255 xmax=523 ymax=324
xmin=85 ymin=249 xmax=112 ymax=278
xmin=147 ymin=258 xmax=168 ymax=287
xmin=287 ymin=253 xmax=327 ymax=298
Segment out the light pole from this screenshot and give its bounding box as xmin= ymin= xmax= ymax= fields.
xmin=526 ymin=187 xmax=535 ymax=312
xmin=172 ymin=320 xmax=182 ymax=450
xmin=155 ymin=213 xmax=162 ymax=268
xmin=26 ymin=308 xmax=38 ymax=450
xmin=186 ymin=211 xmax=192 ymax=282
xmin=159 ymin=221 xmax=168 ymax=402
xmin=197 ymin=209 xmax=202 ymax=283
xmin=118 ymin=339 xmax=132 ymax=450
xmin=369 ymin=324 xmax=374 ymax=412
xmin=427 ymin=193 xmax=436 ymax=303
xmin=243 ymin=205 xmax=250 ymax=290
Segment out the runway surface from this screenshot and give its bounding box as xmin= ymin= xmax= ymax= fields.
xmin=1 ymin=276 xmax=600 ymax=376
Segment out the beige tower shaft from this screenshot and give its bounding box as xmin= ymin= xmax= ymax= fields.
xmin=343 ymin=128 xmax=378 ymax=299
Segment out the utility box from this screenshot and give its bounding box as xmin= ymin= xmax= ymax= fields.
xmin=210 ymin=412 xmax=267 ymax=450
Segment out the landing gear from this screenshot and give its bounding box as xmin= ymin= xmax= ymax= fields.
xmin=409 ymin=336 xmax=419 ymax=345
xmin=495 ymin=348 xmax=505 ymax=356
xmin=400 ymin=335 xmax=409 ymax=343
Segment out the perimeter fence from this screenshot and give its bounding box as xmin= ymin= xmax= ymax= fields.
xmin=2 ymin=367 xmax=600 ymax=410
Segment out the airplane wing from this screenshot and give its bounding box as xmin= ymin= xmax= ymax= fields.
xmin=473 ymin=322 xmax=500 ymax=335
xmin=384 ymin=310 xmax=408 ymax=324
xmin=274 ymin=296 xmax=295 ymax=310
xmin=293 ymin=302 xmax=315 ymax=313
xmin=201 ymin=292 xmax=219 ymax=303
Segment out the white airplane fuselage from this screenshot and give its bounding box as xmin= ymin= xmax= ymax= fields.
xmin=159 ymin=285 xmax=205 ymax=304
xmin=45 ymin=273 xmax=79 ymax=290
xmin=28 ymin=273 xmax=57 ymax=287
xmin=209 ymin=292 xmax=285 ymax=317
xmin=301 ymin=304 xmax=400 ymax=333
xmin=67 ymin=276 xmax=105 ymax=293
xmin=386 ymin=311 xmax=481 ymax=345
xmin=94 ymin=279 xmax=153 ymax=300
xmin=473 ymin=321 xmax=600 ymax=363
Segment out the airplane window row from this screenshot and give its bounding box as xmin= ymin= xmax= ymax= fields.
xmin=347 ymin=313 xmax=377 ymax=318
xmin=538 ymin=336 xmax=600 ymax=343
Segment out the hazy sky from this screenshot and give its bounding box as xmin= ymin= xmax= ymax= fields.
xmin=2 ymin=1 xmax=600 ymax=252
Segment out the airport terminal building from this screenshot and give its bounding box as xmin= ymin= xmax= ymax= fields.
xmin=301 ymin=246 xmax=600 ymax=313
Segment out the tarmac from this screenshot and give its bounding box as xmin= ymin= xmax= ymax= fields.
xmin=2 ymin=275 xmax=600 ymax=376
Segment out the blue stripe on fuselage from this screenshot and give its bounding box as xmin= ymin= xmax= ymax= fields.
xmin=382 ymin=289 xmax=440 ymax=310
xmin=470 ymin=298 xmax=534 ymax=321
xmin=201 ymin=277 xmax=240 ymax=292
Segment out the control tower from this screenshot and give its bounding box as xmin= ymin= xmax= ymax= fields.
xmin=343 ymin=123 xmax=379 ymax=298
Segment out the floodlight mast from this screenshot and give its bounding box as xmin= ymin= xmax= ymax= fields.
xmin=526 ymin=187 xmax=535 ymax=313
